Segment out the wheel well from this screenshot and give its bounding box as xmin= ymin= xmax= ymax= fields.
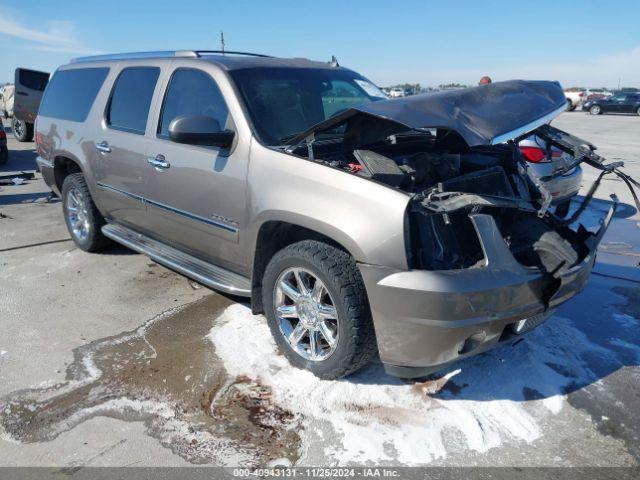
xmin=54 ymin=156 xmax=82 ymax=192
xmin=250 ymin=221 xmax=349 ymax=314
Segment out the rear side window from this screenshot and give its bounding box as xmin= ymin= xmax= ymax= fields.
xmin=39 ymin=68 xmax=109 ymax=122
xmin=107 ymin=67 xmax=160 ymax=134
xmin=19 ymin=69 xmax=50 ymax=91
xmin=158 ymin=68 xmax=230 ymax=137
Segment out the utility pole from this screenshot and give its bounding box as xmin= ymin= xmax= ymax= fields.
xmin=220 ymin=31 xmax=225 ymax=55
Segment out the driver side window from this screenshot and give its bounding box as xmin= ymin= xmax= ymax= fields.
xmin=158 ymin=68 xmax=230 ymax=137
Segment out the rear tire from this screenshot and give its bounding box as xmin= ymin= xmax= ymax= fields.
xmin=262 ymin=240 xmax=377 ymax=379
xmin=589 ymin=105 xmax=601 ymax=115
xmin=636 ymin=106 xmax=640 ymax=116
xmin=61 ymin=173 xmax=111 ymax=252
xmin=12 ymin=118 xmax=33 ymax=142
xmin=566 ymin=99 xmax=575 ymax=111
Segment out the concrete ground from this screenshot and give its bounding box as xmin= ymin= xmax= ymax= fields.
xmin=0 ymin=112 xmax=639 ymax=467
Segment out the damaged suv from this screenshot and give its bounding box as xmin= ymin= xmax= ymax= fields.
xmin=36 ymin=51 xmax=639 ymax=379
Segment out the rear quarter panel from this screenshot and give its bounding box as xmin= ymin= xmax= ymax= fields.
xmin=36 ymin=62 xmax=119 ymax=198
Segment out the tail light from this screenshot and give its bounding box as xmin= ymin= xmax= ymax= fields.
xmin=0 ymin=129 xmax=6 ymax=141
xmin=520 ymin=146 xmax=562 ymax=163
xmin=579 ymin=92 xmax=584 ymax=97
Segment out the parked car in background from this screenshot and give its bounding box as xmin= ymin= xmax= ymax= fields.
xmin=584 ymin=92 xmax=608 ymax=104
xmin=34 ymin=50 xmax=631 ymax=380
xmin=388 ymin=87 xmax=405 ymax=98
xmin=12 ymin=68 xmax=50 ymax=142
xmin=0 ymin=118 xmax=8 ymax=165
xmin=563 ymin=89 xmax=585 ymax=111
xmin=584 ymin=88 xmax=611 ymax=100
xmin=584 ymin=92 xmax=640 ymax=116
xmin=1 ymin=84 xmax=14 ymax=118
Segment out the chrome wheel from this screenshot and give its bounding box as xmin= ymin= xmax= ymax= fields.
xmin=590 ymin=105 xmax=601 ymax=115
xmin=274 ymin=267 xmax=339 ymax=361
xmin=65 ymin=187 xmax=90 ymax=241
xmin=13 ymin=119 xmax=23 ymax=138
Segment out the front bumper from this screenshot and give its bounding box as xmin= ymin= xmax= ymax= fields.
xmin=36 ymin=156 xmax=58 ymax=195
xmin=359 ymin=204 xmax=616 ymax=378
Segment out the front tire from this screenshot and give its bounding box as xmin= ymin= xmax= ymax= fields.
xmin=589 ymin=105 xmax=601 ymax=115
xmin=636 ymin=106 xmax=640 ymax=116
xmin=61 ymin=173 xmax=111 ymax=252
xmin=12 ymin=118 xmax=33 ymax=142
xmin=262 ymin=240 xmax=377 ymax=379
xmin=566 ymin=99 xmax=575 ymax=111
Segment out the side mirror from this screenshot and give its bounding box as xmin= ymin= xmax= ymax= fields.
xmin=168 ymin=114 xmax=235 ymax=148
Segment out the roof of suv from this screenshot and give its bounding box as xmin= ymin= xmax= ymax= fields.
xmin=70 ymin=50 xmax=344 ymax=71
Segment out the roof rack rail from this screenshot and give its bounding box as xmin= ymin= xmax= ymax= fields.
xmin=187 ymin=50 xmax=272 ymax=58
xmin=70 ymin=50 xmax=272 ymax=63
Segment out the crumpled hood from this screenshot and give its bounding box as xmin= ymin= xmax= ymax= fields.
xmin=288 ymin=80 xmax=567 ymax=148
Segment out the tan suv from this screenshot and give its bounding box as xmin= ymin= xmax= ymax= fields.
xmin=35 ymin=50 xmax=636 ymax=379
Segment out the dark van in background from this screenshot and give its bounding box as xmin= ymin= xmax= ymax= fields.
xmin=12 ymin=67 xmax=50 ymax=142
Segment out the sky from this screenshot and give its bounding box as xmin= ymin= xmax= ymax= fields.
xmin=1 ymin=0 xmax=639 ymax=88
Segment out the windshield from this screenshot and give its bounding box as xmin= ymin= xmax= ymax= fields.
xmin=229 ymin=67 xmax=386 ymax=145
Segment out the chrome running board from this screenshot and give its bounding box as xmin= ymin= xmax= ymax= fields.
xmin=102 ymin=223 xmax=251 ymax=297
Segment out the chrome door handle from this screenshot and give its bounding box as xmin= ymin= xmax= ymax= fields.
xmin=95 ymin=141 xmax=111 ymax=154
xmin=147 ymin=154 xmax=170 ymax=170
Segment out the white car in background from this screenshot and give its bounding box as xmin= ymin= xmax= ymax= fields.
xmin=0 ymin=84 xmax=14 ymax=118
xmin=564 ymin=90 xmax=585 ymax=111
xmin=388 ymin=87 xmax=405 ymax=98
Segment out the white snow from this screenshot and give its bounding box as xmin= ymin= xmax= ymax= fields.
xmin=209 ymin=304 xmax=594 ymax=465
xmin=208 ymin=298 xmax=640 ymax=465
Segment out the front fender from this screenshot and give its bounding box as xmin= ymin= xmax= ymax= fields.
xmin=246 ymin=140 xmax=411 ymax=269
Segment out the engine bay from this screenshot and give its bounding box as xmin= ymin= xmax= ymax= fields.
xmin=289 ymin=129 xmax=531 ymax=199
xmin=284 ymin=124 xmax=637 ymax=280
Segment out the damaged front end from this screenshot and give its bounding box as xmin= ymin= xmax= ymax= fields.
xmin=282 ymin=80 xmax=639 ymax=376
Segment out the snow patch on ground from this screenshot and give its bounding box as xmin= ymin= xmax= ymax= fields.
xmin=208 ymin=305 xmax=592 ymax=465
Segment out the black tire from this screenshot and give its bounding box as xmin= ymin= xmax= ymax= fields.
xmin=61 ymin=173 xmax=111 ymax=252
xmin=12 ymin=118 xmax=33 ymax=142
xmin=555 ymin=199 xmax=571 ymax=218
xmin=589 ymin=105 xmax=601 ymax=115
xmin=636 ymin=106 xmax=640 ymax=116
xmin=262 ymin=240 xmax=377 ymax=379
xmin=566 ymin=99 xmax=575 ymax=111
xmin=0 ymin=147 xmax=7 ymax=165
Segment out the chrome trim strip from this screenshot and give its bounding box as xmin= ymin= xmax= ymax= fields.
xmin=95 ymin=182 xmax=238 ymax=233
xmin=96 ymin=182 xmax=143 ymax=202
xmin=490 ymin=104 xmax=568 ymax=145
xmin=145 ymin=197 xmax=238 ymax=233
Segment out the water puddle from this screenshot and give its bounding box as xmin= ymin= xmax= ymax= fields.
xmin=0 ymin=295 xmax=300 ymax=466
